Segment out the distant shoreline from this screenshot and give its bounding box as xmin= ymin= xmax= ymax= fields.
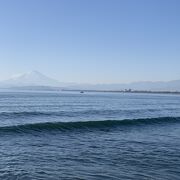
xmin=1 ymin=87 xmax=180 ymax=95
xmin=62 ymin=89 xmax=180 ymax=95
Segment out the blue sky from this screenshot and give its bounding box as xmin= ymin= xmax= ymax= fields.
xmin=0 ymin=0 xmax=179 ymax=83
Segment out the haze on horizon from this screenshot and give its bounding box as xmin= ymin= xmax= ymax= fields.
xmin=0 ymin=0 xmax=180 ymax=84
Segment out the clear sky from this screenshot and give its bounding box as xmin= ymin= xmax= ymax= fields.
xmin=0 ymin=0 xmax=179 ymax=83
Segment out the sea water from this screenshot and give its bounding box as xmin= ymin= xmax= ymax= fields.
xmin=0 ymin=91 xmax=180 ymax=179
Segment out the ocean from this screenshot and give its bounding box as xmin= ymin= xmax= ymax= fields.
xmin=0 ymin=91 xmax=180 ymax=179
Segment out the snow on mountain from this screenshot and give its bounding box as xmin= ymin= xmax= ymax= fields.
xmin=0 ymin=71 xmax=64 ymax=87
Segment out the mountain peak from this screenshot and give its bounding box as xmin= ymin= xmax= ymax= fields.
xmin=28 ymin=70 xmax=41 ymax=74
xmin=2 ymin=71 xmax=61 ymax=87
xmin=10 ymin=70 xmax=42 ymax=79
xmin=27 ymin=70 xmax=45 ymax=76
xmin=23 ymin=70 xmax=49 ymax=79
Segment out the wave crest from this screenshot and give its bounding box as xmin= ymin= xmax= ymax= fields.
xmin=0 ymin=117 xmax=179 ymax=134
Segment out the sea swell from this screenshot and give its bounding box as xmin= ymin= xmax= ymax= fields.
xmin=0 ymin=117 xmax=179 ymax=134
xmin=0 ymin=108 xmax=173 ymax=119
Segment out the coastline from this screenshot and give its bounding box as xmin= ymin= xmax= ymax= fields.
xmin=62 ymin=89 xmax=180 ymax=95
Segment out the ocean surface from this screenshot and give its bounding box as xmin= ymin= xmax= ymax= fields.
xmin=0 ymin=91 xmax=180 ymax=180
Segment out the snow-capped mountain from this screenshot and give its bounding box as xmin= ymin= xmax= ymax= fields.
xmin=0 ymin=71 xmax=64 ymax=87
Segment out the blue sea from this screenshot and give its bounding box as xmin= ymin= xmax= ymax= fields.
xmin=0 ymin=91 xmax=180 ymax=179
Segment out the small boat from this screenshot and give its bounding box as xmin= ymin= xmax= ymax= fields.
xmin=80 ymin=91 xmax=84 ymax=94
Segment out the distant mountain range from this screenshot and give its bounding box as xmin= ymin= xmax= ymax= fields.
xmin=0 ymin=71 xmax=180 ymax=91
xmin=67 ymin=81 xmax=180 ymax=91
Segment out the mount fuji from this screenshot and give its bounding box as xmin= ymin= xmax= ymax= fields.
xmin=0 ymin=71 xmax=72 ymax=88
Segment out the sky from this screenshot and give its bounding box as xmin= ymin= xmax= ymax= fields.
xmin=0 ymin=0 xmax=180 ymax=84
